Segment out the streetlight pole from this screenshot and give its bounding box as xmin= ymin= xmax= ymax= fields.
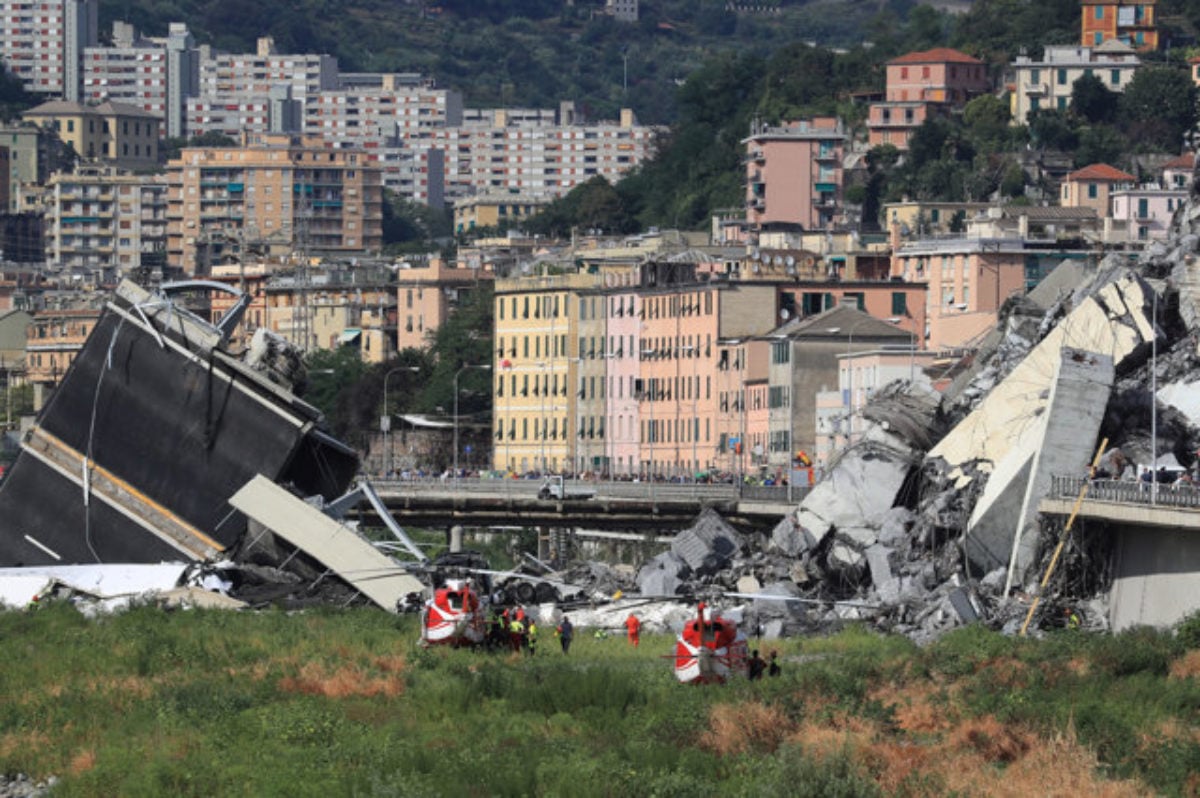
xmin=454 ymin=363 xmax=491 ymax=487
xmin=1151 ymin=290 xmax=1158 ymax=505
xmin=383 ymin=366 xmax=420 ymax=478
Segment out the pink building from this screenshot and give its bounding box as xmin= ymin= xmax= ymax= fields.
xmin=395 ymin=258 xmax=493 ymax=352
xmin=890 ymin=236 xmax=1028 ymax=350
xmin=637 ymin=286 xmax=722 ymax=478
xmin=1111 ymin=186 xmax=1187 ymax=242
xmin=1061 ymin=163 xmax=1135 ymax=216
xmin=868 ymin=48 xmax=990 ymax=150
xmin=604 ymin=286 xmax=642 ymax=477
xmin=743 ymin=117 xmax=845 ymax=231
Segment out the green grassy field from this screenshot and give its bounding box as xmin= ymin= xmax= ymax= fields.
xmin=2 ymin=604 xmax=1199 ymax=797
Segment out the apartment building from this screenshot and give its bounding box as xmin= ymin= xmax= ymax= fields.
xmin=453 ymin=193 xmax=547 ymax=235
xmin=890 ymin=237 xmax=1029 ymax=349
xmin=603 ymin=278 xmax=641 ymax=476
xmin=0 ymin=0 xmax=98 ymax=101
xmin=424 ymin=106 xmax=656 ymax=203
xmin=395 ymin=257 xmax=492 ymax=352
xmin=815 ymin=345 xmax=937 ymax=466
xmin=868 ymin=48 xmax=989 ymax=149
xmin=1159 ymin=152 xmax=1193 ymax=190
xmin=165 ymin=133 xmax=382 ymax=275
xmin=307 ymin=73 xmax=463 ymax=151
xmin=25 ymin=297 xmax=103 ymax=407
xmin=185 ymin=37 xmax=337 ymax=139
xmin=81 ymin=22 xmax=200 ymax=139
xmin=764 ymin=304 xmax=917 ymax=471
xmin=743 ymin=117 xmax=846 ymax=231
xmin=1010 ymin=41 xmax=1140 ymax=125
xmin=1081 ymin=0 xmax=1158 ymax=50
xmin=39 ymin=165 xmax=167 ymax=274
xmin=493 ymin=271 xmax=603 ymax=474
xmin=22 ymin=99 xmax=160 ymax=169
xmin=606 ymin=0 xmax=639 ymax=22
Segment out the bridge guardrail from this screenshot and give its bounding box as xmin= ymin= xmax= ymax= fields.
xmin=367 ymin=476 xmax=799 ymax=504
xmin=1051 ymin=474 xmax=1200 ymax=510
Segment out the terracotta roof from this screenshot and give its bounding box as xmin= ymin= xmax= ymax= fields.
xmin=1065 ymin=163 xmax=1136 ymax=182
xmin=888 ymin=48 xmax=983 ymax=66
xmin=1161 ymin=153 xmax=1195 ymax=170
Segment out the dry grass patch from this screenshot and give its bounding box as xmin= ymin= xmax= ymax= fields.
xmin=787 ymin=712 xmax=883 ymax=760
xmin=700 ymin=701 xmax=795 ymax=756
xmin=0 ymin=730 xmax=50 ymax=759
xmin=68 ymin=748 xmax=96 ymax=775
xmin=869 ymin=680 xmax=951 ymax=734
xmin=278 ymin=660 xmax=406 ymax=699
xmin=777 ymin=700 xmax=1148 ymax=798
xmin=975 ymin=657 xmax=1032 ymax=690
xmin=1169 ymin=649 xmax=1200 ymax=680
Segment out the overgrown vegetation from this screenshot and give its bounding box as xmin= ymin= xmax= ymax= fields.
xmin=2 ymin=604 xmax=1198 ymax=796
xmin=302 ymin=283 xmax=493 ymax=449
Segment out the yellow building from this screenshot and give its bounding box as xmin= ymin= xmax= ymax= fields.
xmin=493 ymin=271 xmax=604 ymax=474
xmin=454 ymin=193 xmax=547 ymax=235
xmin=165 ymin=133 xmax=383 ymax=275
xmin=22 ymin=100 xmax=160 ymax=170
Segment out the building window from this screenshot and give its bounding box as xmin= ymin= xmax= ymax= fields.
xmin=1087 ymin=183 xmax=1098 ymax=199
xmin=1057 ymin=69 xmax=1067 ymax=85
xmin=891 ymin=292 xmax=907 ymax=315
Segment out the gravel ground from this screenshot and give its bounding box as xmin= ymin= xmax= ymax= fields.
xmin=0 ymin=774 xmax=56 ymax=798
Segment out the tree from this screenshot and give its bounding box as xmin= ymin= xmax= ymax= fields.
xmin=1074 ymin=125 xmax=1128 ymax=168
xmin=1028 ymin=108 xmax=1079 ymax=151
xmin=302 ymin=347 xmax=375 ymax=447
xmin=1119 ymin=66 xmax=1198 ymax=152
xmin=963 ymin=94 xmax=1013 ymax=150
xmin=381 ymin=191 xmax=451 ymax=250
xmin=1071 ymin=73 xmax=1117 ymax=124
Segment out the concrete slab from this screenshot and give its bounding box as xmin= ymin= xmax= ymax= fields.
xmin=964 ymin=349 xmax=1114 ymax=583
xmin=931 ymin=273 xmax=1153 ymax=483
xmin=229 ymin=476 xmax=424 ymax=612
xmin=795 ymin=451 xmax=909 ymax=549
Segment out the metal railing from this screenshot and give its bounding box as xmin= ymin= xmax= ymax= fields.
xmin=368 ymin=476 xmax=806 ymax=504
xmin=1051 ymin=474 xmax=1200 ymax=511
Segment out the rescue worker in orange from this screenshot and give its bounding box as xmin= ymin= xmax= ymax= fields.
xmin=624 ymin=613 xmax=641 ymax=647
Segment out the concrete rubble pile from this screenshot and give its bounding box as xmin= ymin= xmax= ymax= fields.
xmin=608 ymin=160 xmax=1200 ymax=641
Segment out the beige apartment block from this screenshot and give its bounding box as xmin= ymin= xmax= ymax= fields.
xmin=26 ymin=300 xmax=103 ymax=407
xmin=166 ymin=133 xmax=382 ymax=275
xmin=1010 ymin=42 xmax=1140 ymax=125
xmin=38 ymin=166 xmax=167 ymax=274
xmin=453 ymin=193 xmax=548 ymax=235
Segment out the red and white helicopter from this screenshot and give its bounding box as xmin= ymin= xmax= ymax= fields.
xmin=672 ymin=601 xmax=749 ymax=685
xmin=419 ymin=578 xmax=487 ymax=647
